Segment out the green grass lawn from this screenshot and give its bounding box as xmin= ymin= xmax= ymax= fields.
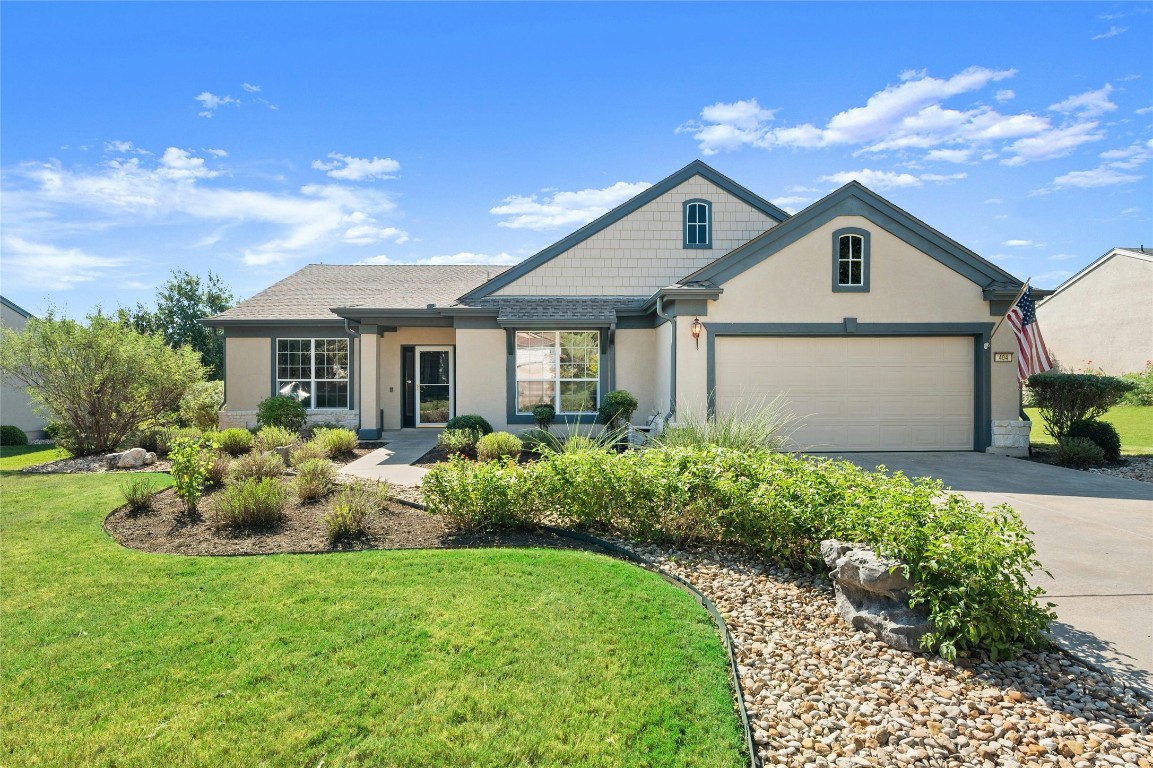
xmin=0 ymin=442 xmax=70 ymax=470
xmin=1026 ymin=405 xmax=1153 ymax=454
xmin=0 ymin=472 xmax=745 ymax=767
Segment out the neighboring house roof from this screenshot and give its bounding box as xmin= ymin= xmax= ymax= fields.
xmin=205 ymin=264 xmax=506 ymax=324
xmin=0 ymin=295 xmax=35 ymax=319
xmin=1039 ymin=247 xmax=1153 ymax=304
xmin=681 ymin=181 xmax=1020 ymax=291
xmin=460 ymin=160 xmax=790 ymax=301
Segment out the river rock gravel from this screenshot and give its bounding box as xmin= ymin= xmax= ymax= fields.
xmin=627 ymin=543 xmax=1152 ymax=768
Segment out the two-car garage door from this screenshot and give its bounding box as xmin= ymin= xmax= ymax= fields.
xmin=714 ymin=336 xmax=974 ymax=451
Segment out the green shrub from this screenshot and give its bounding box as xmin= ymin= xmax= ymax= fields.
xmin=657 ymin=395 xmax=800 ymax=452
xmin=169 ymin=437 xmax=217 ymax=513
xmin=423 ymin=456 xmax=534 ymax=532
xmin=531 ymin=403 xmax=556 ymax=430
xmin=312 ymin=427 xmax=358 ymax=457
xmin=210 ymin=478 xmax=287 ymax=529
xmin=476 ymin=431 xmax=523 ymax=462
xmin=0 ymin=425 xmax=29 ymax=446
xmin=150 ymin=426 xmax=205 ymax=456
xmin=597 ymin=390 xmax=638 ymax=428
xmin=519 ymin=428 xmax=562 ymax=453
xmin=444 ymin=414 xmax=493 ymax=435
xmin=206 ymin=451 xmax=231 ymax=487
xmin=1120 ymin=361 xmax=1153 ymax=406
xmin=290 ymin=440 xmax=329 ymax=466
xmin=325 ymin=481 xmax=390 ymax=543
xmin=43 ymin=421 xmax=65 ymax=440
xmin=179 ymin=380 xmax=224 ymax=431
xmin=1066 ymin=419 xmax=1122 ymax=462
xmin=131 ymin=427 xmax=167 ymax=455
xmin=254 ymin=425 xmax=299 ymax=453
xmin=438 ymin=428 xmax=478 ymax=457
xmin=227 ymin=451 xmax=285 ymax=483
xmin=256 ymin=394 xmax=307 ymax=432
xmin=217 ymin=427 xmax=256 ymax=457
xmin=295 ymin=458 xmax=336 ymax=502
xmin=1027 ymin=372 xmax=1135 ymax=441
xmin=1057 ymin=436 xmax=1106 ymax=467
xmin=120 ymin=475 xmax=161 ymax=513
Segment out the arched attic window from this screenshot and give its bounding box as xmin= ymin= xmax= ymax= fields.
xmin=683 ymin=199 xmax=711 ymax=249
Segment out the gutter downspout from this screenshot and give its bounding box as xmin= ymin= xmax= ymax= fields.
xmin=655 ymin=295 xmax=676 ymax=423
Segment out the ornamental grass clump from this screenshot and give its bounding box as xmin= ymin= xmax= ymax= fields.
xmin=324 ymin=481 xmax=390 ymax=543
xmin=295 ymin=458 xmax=336 ymax=502
xmin=656 ymin=395 xmax=800 ymax=452
xmin=289 ymin=440 xmax=329 ymax=466
xmin=216 ymin=428 xmax=255 ymax=457
xmin=210 ymin=477 xmax=287 ymax=529
xmin=254 ymin=425 xmax=298 ymax=453
xmin=476 ymin=431 xmax=523 ymax=462
xmin=227 ymin=451 xmax=285 ymax=483
xmin=120 ymin=475 xmax=161 ymax=514
xmin=312 ymin=427 xmax=358 ymax=457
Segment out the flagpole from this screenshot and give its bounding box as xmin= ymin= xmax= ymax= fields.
xmin=983 ymin=277 xmax=1031 ymax=350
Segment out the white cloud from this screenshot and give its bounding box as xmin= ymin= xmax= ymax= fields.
xmin=312 ymin=153 xmax=400 ymax=181
xmin=0 ymin=235 xmax=127 ymax=290
xmin=491 ymin=181 xmax=651 ymax=230
xmin=1049 ymin=253 xmax=1079 ymax=261
xmin=342 ymin=224 xmax=409 ymax=245
xmin=1098 ymin=139 xmax=1153 ymax=169
xmin=1051 ymin=167 xmax=1142 ymax=188
xmin=158 ymin=147 xmax=219 ymax=181
xmin=1050 ymin=85 xmax=1117 ymax=117
xmin=1003 ymin=239 xmax=1038 ymax=247
xmin=770 ymin=195 xmax=809 ymax=214
xmin=103 ymin=140 xmax=149 ymax=155
xmin=925 ymin=148 xmax=973 ymax=163
xmin=1001 ymin=121 xmax=1104 ymax=165
xmin=995 ymin=89 xmax=1015 ymax=103
xmin=241 ymin=83 xmax=262 ymax=93
xmin=983 ymin=198 xmax=1002 ymax=204
xmin=1136 ymin=106 xmax=1153 ymax=115
xmin=359 ymin=252 xmax=520 ymax=266
xmin=205 ymin=148 xmax=229 ymax=157
xmin=1091 ymin=26 xmax=1128 ymax=40
xmin=821 ymin=169 xmax=964 ymax=190
xmin=195 ymin=91 xmax=238 ymax=118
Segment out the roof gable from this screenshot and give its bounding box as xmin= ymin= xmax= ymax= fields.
xmin=1040 ymin=247 xmax=1153 ymax=304
xmin=682 ymin=181 xmax=1019 ymax=290
xmin=462 ymin=160 xmax=789 ymax=300
xmin=1 ymin=295 xmax=35 ymax=319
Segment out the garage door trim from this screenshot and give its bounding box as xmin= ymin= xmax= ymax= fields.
xmin=704 ymin=321 xmax=994 ymax=451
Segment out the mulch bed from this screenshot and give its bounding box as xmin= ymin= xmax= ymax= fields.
xmin=104 ymin=483 xmax=612 ymax=558
xmin=412 ymin=444 xmax=544 ymax=468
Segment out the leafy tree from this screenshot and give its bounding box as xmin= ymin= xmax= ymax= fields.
xmin=0 ymin=310 xmax=206 ymax=456
xmin=1026 ymin=372 xmax=1134 ymax=441
xmin=120 ymin=270 xmax=235 ymax=378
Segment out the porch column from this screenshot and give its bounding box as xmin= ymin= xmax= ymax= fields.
xmin=358 ymin=326 xmax=380 ymax=439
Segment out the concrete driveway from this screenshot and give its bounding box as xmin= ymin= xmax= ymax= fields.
xmin=818 ymin=451 xmax=1153 ymax=696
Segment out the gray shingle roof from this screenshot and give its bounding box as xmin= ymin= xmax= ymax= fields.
xmin=206 ymin=264 xmax=507 ymax=323
xmin=463 ymin=296 xmax=649 ymax=323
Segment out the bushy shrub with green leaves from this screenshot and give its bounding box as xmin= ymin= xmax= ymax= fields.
xmin=531 ymin=403 xmax=555 ymax=430
xmin=254 ymin=425 xmax=298 ymax=453
xmin=120 ymin=475 xmax=161 ymax=513
xmin=0 ymin=425 xmax=29 ymax=446
xmin=256 ymin=394 xmax=307 ymax=432
xmin=596 ymin=390 xmax=638 ymax=429
xmin=179 ymin=380 xmax=224 ymax=431
xmin=423 ymin=446 xmax=1054 ymax=660
xmin=290 ymin=440 xmax=329 ymax=466
xmin=210 ymin=477 xmax=287 ymax=529
xmin=206 ymin=451 xmax=231 ymax=487
xmin=312 ymin=427 xmax=358 ymax=457
xmin=1027 ymin=372 xmax=1135 ymax=440
xmin=217 ymin=427 xmax=255 ymax=457
xmin=324 ymin=481 xmax=390 ymax=543
xmin=437 ymin=428 xmax=478 ymax=457
xmin=1120 ymin=361 xmax=1153 ymax=406
xmin=169 ymin=436 xmax=217 ymax=513
xmin=1057 ymin=436 xmax=1106 ymax=467
xmin=227 ymin=451 xmax=285 ymax=483
xmin=444 ymin=414 xmax=493 ymax=435
xmin=476 ymin=431 xmax=523 ymax=462
xmin=1065 ymin=419 xmax=1122 ymax=462
xmin=295 ymin=458 xmax=336 ymax=502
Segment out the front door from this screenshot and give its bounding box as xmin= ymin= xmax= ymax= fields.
xmin=414 ymin=346 xmax=453 ymax=427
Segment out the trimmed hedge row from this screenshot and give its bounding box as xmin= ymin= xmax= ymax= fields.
xmin=423 ymin=447 xmax=1054 ymax=660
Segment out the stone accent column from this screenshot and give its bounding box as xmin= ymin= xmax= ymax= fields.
xmin=987 ymin=419 xmax=1031 ymax=457
xmin=358 ymin=327 xmax=380 ymax=439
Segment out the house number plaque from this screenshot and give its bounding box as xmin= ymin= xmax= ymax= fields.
xmin=994 ymin=352 xmax=1014 ymax=363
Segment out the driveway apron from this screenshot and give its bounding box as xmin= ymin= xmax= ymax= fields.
xmin=817 ymin=451 xmax=1153 ymax=697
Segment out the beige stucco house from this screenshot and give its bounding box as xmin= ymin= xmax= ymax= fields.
xmin=205 ymin=161 xmax=1032 ymax=453
xmin=1037 ymin=247 xmax=1153 ymax=375
xmin=1 ymin=296 xmax=48 ymax=439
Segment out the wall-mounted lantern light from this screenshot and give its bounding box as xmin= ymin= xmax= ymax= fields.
xmin=691 ymin=317 xmax=703 ymax=349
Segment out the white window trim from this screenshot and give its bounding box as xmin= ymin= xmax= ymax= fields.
xmin=515 ymin=330 xmax=601 ymax=415
xmin=275 ymin=337 xmax=350 ymax=410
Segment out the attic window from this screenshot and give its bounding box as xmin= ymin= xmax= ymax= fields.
xmin=832 ymin=227 xmax=870 ymax=292
xmin=683 ymin=199 xmax=711 ymax=249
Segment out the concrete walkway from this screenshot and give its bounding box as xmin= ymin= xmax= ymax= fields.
xmin=340 ymin=429 xmax=440 ymax=486
xmin=822 ymin=451 xmax=1153 ymax=696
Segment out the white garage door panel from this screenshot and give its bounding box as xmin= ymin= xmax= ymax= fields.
xmin=715 ymin=336 xmax=974 ymax=451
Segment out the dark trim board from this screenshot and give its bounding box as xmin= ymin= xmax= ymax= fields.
xmin=704 ymin=322 xmax=994 ymax=451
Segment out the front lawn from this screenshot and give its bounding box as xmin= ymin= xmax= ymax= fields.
xmin=0 ymin=472 xmax=745 ymax=767
xmin=0 ymin=442 xmax=70 ymax=470
xmin=1026 ymin=405 xmax=1153 ymax=454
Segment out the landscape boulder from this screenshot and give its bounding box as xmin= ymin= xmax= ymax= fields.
xmin=820 ymin=539 xmax=934 ymax=652
xmin=104 ymin=448 xmax=158 ymax=470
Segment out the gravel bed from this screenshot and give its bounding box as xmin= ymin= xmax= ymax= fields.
xmin=1085 ymin=456 xmax=1153 ymax=484
xmin=617 ymin=542 xmax=1152 ymax=768
xmin=21 ymin=454 xmax=173 ymax=474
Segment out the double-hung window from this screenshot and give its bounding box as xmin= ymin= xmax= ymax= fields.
xmin=276 ymin=338 xmax=349 ymax=409
xmin=832 ymin=227 xmax=870 ymax=292
xmin=683 ymin=199 xmax=711 ymax=248
xmin=515 ymin=331 xmax=600 ymax=414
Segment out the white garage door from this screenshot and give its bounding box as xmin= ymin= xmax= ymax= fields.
xmin=714 ymin=336 xmax=974 ymax=451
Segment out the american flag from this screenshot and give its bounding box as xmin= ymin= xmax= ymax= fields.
xmin=1006 ymin=285 xmax=1053 ymax=383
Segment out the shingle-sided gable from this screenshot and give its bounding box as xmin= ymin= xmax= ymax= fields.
xmin=464 ymin=161 xmax=788 ymax=300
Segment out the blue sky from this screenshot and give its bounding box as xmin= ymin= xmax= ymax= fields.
xmin=2 ymin=2 xmax=1150 ymax=317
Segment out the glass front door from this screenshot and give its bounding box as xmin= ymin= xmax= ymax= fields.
xmin=415 ymin=346 xmax=453 ymax=426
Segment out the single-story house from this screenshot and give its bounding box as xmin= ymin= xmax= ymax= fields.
xmin=1037 ymin=246 xmax=1153 ymax=375
xmin=205 ymin=160 xmax=1032 ymax=454
xmin=1 ymin=296 xmax=48 ymax=440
